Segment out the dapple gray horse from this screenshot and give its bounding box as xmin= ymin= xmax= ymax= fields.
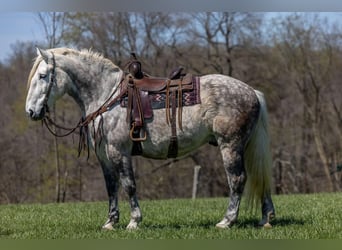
xmin=25 ymin=47 xmax=275 ymax=230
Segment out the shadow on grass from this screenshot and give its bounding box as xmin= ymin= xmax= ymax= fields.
xmin=235 ymin=217 xmax=305 ymax=229
xmin=139 ymin=216 xmax=305 ymax=230
xmin=0 ymin=228 xmax=13 ymax=238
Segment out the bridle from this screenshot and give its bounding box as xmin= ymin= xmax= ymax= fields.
xmin=42 ymin=52 xmax=56 ymax=115
xmin=40 ymin=52 xmax=127 ymax=158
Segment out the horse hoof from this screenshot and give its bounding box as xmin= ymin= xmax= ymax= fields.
xmin=216 ymin=223 xmax=229 ymax=229
xmin=126 ymin=221 xmax=139 ymax=230
xmin=263 ymin=222 xmax=272 ymax=229
xmin=215 ymin=218 xmax=233 ymax=229
xmin=102 ymin=221 xmax=114 ymax=230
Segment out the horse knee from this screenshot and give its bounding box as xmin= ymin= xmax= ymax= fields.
xmin=121 ymin=178 xmax=136 ymax=196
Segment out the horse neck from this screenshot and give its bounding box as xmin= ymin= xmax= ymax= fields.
xmin=60 ymin=55 xmax=123 ymax=116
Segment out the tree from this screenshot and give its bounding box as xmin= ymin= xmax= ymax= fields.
xmin=186 ymin=12 xmax=264 ymax=77
xmin=269 ymin=13 xmax=342 ymax=192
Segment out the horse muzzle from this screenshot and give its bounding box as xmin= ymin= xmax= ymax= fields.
xmin=27 ymin=108 xmax=46 ymax=121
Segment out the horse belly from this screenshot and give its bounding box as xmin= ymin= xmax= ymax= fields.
xmin=140 ymin=106 xmax=210 ymax=159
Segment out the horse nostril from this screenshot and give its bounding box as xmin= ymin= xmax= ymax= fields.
xmin=29 ymin=109 xmax=34 ymax=118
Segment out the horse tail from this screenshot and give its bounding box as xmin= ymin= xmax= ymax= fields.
xmin=244 ymin=90 xmax=272 ymax=210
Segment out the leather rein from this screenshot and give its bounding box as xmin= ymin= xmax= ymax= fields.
xmin=41 ymin=52 xmax=126 ymax=157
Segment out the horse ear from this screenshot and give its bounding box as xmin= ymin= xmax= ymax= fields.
xmin=36 ymin=47 xmax=51 ymax=63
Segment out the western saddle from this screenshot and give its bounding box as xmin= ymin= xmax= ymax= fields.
xmin=121 ymin=53 xmax=200 ymax=158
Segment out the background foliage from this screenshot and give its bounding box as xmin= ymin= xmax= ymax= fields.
xmin=0 ymin=12 xmax=341 ymax=204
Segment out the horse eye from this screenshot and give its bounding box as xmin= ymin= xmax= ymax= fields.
xmin=39 ymin=74 xmax=47 ymax=80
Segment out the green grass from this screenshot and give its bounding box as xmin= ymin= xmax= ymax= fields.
xmin=0 ymin=193 xmax=341 ymax=239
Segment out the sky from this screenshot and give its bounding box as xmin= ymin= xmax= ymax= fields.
xmin=0 ymin=12 xmax=42 ymax=61
xmin=1 ymin=12 xmax=342 ymax=62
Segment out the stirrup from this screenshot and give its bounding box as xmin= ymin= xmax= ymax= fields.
xmin=129 ymin=122 xmax=147 ymax=142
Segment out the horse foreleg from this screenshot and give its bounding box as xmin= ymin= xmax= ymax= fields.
xmin=103 ymin=195 xmax=120 ymax=230
xmin=216 ymin=144 xmax=246 ymax=229
xmin=99 ymin=159 xmax=120 ymax=230
xmin=120 ymin=155 xmax=142 ymax=230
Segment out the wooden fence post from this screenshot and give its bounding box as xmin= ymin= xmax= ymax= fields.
xmin=192 ymin=165 xmax=201 ymax=200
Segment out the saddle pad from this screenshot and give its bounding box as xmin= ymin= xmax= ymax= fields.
xmin=120 ymin=76 xmax=201 ymax=109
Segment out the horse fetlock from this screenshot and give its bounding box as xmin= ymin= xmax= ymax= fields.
xmin=258 ymin=211 xmax=275 ymax=228
xmin=102 ymin=211 xmax=120 ymax=230
xmin=131 ymin=208 xmax=142 ymax=222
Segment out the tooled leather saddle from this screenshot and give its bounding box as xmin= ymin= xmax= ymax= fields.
xmin=120 ymin=53 xmax=201 ymax=158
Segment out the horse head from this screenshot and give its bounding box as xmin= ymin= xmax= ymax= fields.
xmin=25 ymin=47 xmax=70 ymax=120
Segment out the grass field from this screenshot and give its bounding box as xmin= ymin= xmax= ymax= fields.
xmin=0 ymin=193 xmax=341 ymax=239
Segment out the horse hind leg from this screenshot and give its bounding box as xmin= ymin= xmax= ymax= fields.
xmin=259 ymin=195 xmax=275 ymax=228
xmin=216 ymin=142 xmax=246 ymax=229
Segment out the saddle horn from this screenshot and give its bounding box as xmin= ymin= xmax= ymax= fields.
xmin=128 ymin=52 xmax=143 ymax=79
xmin=130 ymin=52 xmax=138 ymax=60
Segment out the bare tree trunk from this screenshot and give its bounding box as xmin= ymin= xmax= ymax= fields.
xmin=312 ymin=123 xmax=334 ymax=192
xmin=61 ymin=110 xmax=68 ymax=203
xmin=79 ymin=163 xmax=83 ymax=201
xmin=61 ymin=163 xmax=68 ymax=202
xmin=35 ymin=124 xmax=43 ymax=202
xmin=274 ymin=150 xmax=283 ymax=195
xmin=301 ymin=105 xmax=310 ymax=193
xmin=52 ymin=106 xmax=61 ymax=203
xmin=332 ymin=153 xmax=341 ymax=192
